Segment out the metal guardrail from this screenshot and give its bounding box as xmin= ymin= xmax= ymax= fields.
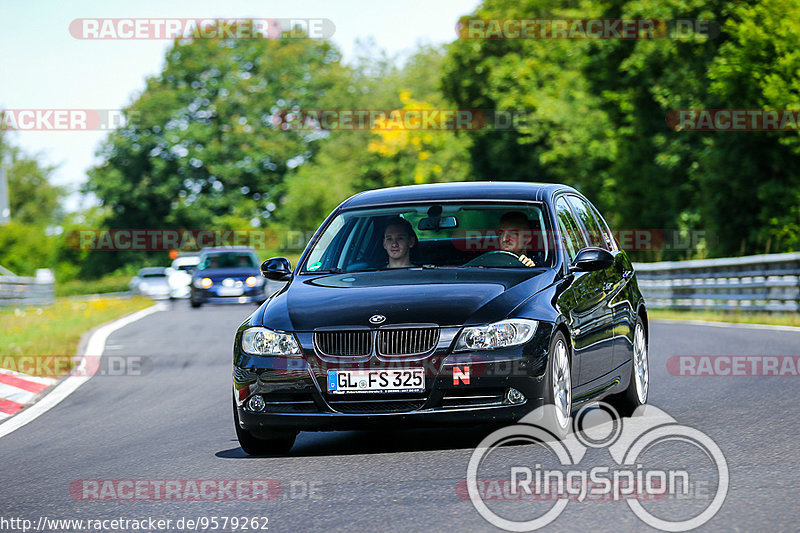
xmin=0 ymin=268 xmax=55 ymax=308
xmin=633 ymin=252 xmax=800 ymax=312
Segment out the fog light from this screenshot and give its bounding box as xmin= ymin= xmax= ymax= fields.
xmin=247 ymin=395 xmax=266 ymax=412
xmin=506 ymin=388 xmax=526 ymax=405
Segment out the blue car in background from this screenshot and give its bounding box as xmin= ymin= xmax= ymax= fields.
xmin=190 ymin=247 xmax=268 ymax=308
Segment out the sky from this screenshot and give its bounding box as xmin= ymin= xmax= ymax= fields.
xmin=0 ymin=0 xmax=480 ymax=211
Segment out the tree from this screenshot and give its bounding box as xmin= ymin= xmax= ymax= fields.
xmin=442 ymin=0 xmax=617 ymax=213
xmin=2 ymin=143 xmax=64 ymax=226
xmin=85 ymin=24 xmax=354 ymax=272
xmin=279 ymin=45 xmax=472 ymax=233
xmin=442 ymin=0 xmax=800 ymax=258
xmin=0 ymin=137 xmax=65 ymax=274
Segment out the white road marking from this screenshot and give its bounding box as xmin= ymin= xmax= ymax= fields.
xmin=0 ymin=305 xmax=163 ymax=440
xmin=653 ymin=318 xmax=800 ymax=333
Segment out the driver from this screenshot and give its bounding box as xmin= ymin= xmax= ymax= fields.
xmin=383 ymin=216 xmax=417 ymax=268
xmin=498 ymin=211 xmax=538 ymax=267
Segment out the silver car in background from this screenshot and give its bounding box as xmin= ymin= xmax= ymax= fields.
xmin=129 ymin=267 xmax=171 ymax=300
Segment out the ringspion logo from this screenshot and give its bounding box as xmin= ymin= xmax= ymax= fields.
xmin=465 ymin=403 xmax=728 ymax=531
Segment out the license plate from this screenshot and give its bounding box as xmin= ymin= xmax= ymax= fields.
xmin=327 ymin=369 xmax=425 ymax=394
xmin=218 ymin=287 xmax=243 ymax=296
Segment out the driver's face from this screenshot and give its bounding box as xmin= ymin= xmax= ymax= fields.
xmin=498 ymin=222 xmax=529 ymax=253
xmin=383 ymin=225 xmax=413 ymax=260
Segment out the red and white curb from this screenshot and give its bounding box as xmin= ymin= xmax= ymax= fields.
xmin=0 ymin=369 xmax=58 ymax=420
xmin=0 ymin=304 xmax=164 ymax=439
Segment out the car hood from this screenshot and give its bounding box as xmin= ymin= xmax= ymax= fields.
xmin=261 ymin=268 xmax=556 ymax=331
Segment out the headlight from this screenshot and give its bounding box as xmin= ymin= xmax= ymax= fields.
xmin=194 ymin=277 xmax=213 ymax=289
xmin=241 ymin=327 xmax=301 ymax=356
xmin=245 ymin=276 xmax=259 ymax=287
xmin=454 ymin=319 xmax=538 ymax=351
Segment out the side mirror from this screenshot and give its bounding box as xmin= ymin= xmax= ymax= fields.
xmin=569 ymin=248 xmax=614 ymax=272
xmin=261 ymin=257 xmax=292 ymax=281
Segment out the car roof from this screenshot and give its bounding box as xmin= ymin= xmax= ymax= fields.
xmin=339 ymin=181 xmax=578 ymax=209
xmin=171 ymin=255 xmax=201 ymax=265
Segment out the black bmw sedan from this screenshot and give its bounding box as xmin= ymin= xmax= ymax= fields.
xmin=233 ymin=182 xmax=649 ymax=455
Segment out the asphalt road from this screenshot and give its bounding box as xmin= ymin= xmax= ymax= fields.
xmin=1 ymin=303 xmax=799 ymax=532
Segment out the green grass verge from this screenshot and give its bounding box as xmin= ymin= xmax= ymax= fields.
xmin=54 ymin=275 xmax=132 ymax=297
xmin=0 ymin=297 xmax=154 ymax=377
xmin=649 ymin=308 xmax=800 ymax=327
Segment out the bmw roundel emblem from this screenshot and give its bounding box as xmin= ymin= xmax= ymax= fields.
xmin=369 ymin=314 xmax=386 ymax=325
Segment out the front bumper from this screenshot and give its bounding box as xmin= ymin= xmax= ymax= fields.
xmin=192 ymin=286 xmax=266 ymax=304
xmin=233 ymin=323 xmax=554 ymax=433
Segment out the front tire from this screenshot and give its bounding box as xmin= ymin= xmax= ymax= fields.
xmin=608 ymin=317 xmax=649 ymax=417
xmin=543 ymin=330 xmax=572 ymax=438
xmin=233 ymin=397 xmax=297 ymax=456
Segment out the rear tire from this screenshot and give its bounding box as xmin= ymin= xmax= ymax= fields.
xmin=607 ymin=317 xmax=649 ymax=417
xmin=233 ymin=396 xmax=297 ymax=455
xmin=190 ymin=299 xmax=202 ymax=308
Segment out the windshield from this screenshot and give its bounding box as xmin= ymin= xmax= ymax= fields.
xmin=140 ymin=271 xmax=166 ymax=278
xmin=301 ymin=203 xmax=554 ymax=273
xmin=198 ymin=252 xmax=258 ymax=270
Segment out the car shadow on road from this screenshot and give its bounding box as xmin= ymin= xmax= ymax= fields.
xmin=215 ymin=403 xmax=633 ymax=459
xmin=215 ymin=426 xmax=502 ymax=459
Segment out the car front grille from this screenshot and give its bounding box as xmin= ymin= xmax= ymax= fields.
xmin=314 ymin=330 xmax=372 ymax=357
xmin=377 ymin=327 xmax=440 ymax=356
xmin=314 ymin=326 xmax=440 ymax=357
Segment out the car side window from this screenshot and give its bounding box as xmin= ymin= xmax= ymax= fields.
xmin=566 ymin=195 xmax=607 ymax=249
xmin=588 ymin=204 xmax=618 ymax=251
xmin=555 ymin=197 xmax=586 ymax=262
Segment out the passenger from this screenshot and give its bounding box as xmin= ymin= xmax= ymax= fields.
xmin=383 ymin=216 xmax=417 ymax=268
xmin=498 ymin=211 xmax=537 ymax=267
